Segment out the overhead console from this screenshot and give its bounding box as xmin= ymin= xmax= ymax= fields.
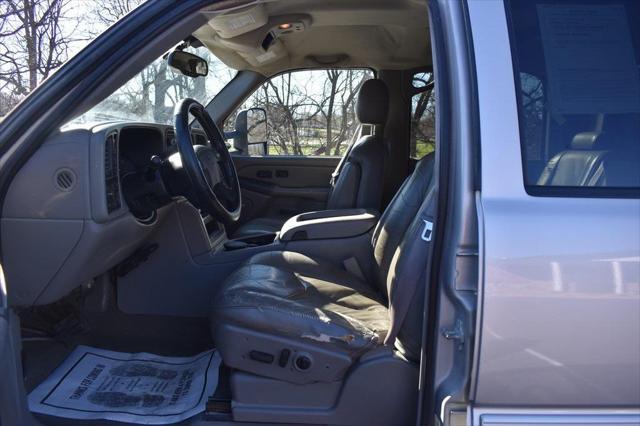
xmin=196 ymin=4 xmax=312 ymax=69
xmin=279 ymin=209 xmax=379 ymax=242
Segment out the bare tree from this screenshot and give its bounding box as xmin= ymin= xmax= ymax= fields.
xmin=323 ymin=69 xmax=339 ymax=153
xmin=257 ymin=73 xmax=312 ymax=155
xmin=88 ymin=0 xmax=139 ymax=35
xmin=228 ymin=69 xmax=371 ymax=156
xmin=328 ymin=70 xmax=366 ymax=155
xmin=81 ymin=0 xmax=223 ymax=124
xmin=0 ymin=0 xmax=77 ymax=104
xmin=0 ymin=91 xmax=21 ymax=115
xmin=410 ymin=72 xmax=435 ymax=158
xmin=519 ymin=73 xmax=545 ymax=160
xmin=298 ymin=70 xmax=366 ymax=155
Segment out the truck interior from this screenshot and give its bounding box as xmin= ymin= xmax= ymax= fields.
xmin=0 ymin=0 xmax=457 ymax=425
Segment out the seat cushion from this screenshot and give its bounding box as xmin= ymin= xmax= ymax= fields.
xmin=231 ymin=216 xmax=288 ymax=239
xmin=212 ymin=251 xmax=389 ymax=356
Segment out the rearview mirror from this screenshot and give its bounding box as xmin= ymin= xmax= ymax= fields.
xmin=230 ymin=108 xmax=268 ymax=155
xmin=167 ymin=50 xmax=208 ymax=77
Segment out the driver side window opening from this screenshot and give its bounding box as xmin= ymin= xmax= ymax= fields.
xmin=224 ymin=68 xmax=374 ymax=156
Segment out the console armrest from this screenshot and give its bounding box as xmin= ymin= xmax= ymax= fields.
xmin=279 ymin=209 xmax=379 ymax=242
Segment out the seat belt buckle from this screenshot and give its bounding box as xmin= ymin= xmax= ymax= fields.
xmin=421 ymin=219 xmax=433 ymax=242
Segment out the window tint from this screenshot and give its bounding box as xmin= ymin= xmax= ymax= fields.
xmin=410 ymin=72 xmax=436 ymax=160
xmin=225 ymin=69 xmax=373 ymax=156
xmin=506 ymin=0 xmax=640 ymax=195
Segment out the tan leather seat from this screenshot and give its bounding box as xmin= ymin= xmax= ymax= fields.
xmin=537 ymin=132 xmax=607 ymax=186
xmin=211 ymin=154 xmax=436 ymax=383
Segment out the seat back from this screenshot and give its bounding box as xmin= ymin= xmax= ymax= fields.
xmin=371 ymin=154 xmax=435 ymax=293
xmin=326 ymin=79 xmax=388 ymax=210
xmin=537 ymin=131 xmax=607 ymax=186
xmin=370 ymin=154 xmax=436 ymax=358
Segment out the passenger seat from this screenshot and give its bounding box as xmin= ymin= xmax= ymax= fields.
xmin=232 ymin=79 xmax=388 ymax=238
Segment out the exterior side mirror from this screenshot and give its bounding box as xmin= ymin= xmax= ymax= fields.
xmin=167 ymin=50 xmax=208 ymax=77
xmin=231 ymin=108 xmax=268 ymax=155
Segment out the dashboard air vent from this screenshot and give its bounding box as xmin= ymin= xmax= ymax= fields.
xmin=105 ymin=132 xmax=121 ymax=213
xmin=54 ymin=168 xmax=77 ymax=191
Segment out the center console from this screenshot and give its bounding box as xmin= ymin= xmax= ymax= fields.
xmin=278 ymin=209 xmax=379 ymax=241
xmin=223 ymin=232 xmax=278 ymax=251
xmin=119 ymin=203 xmax=380 ymax=317
xmin=222 ymin=208 xmax=379 ymax=251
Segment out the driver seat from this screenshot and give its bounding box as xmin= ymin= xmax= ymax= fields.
xmin=231 ymin=79 xmax=389 ymax=238
xmin=211 ymin=153 xmax=436 ymax=387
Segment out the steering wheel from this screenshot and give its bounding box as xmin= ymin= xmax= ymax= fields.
xmin=173 ymin=98 xmax=241 ymax=223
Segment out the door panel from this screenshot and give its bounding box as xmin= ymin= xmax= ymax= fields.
xmin=231 ymin=155 xmax=339 ymax=231
xmin=468 ymin=0 xmax=640 ymax=422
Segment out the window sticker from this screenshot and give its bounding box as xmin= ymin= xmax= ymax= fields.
xmin=537 ymin=4 xmax=640 ymax=114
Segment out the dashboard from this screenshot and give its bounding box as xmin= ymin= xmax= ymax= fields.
xmin=99 ymin=123 xmax=208 ymax=221
xmin=1 ymin=122 xmax=209 ymax=307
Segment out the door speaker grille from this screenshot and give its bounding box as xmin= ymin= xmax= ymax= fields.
xmin=54 ymin=168 xmax=77 ymax=191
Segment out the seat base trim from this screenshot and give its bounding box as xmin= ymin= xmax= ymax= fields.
xmin=216 ymin=323 xmax=353 ymax=384
xmin=230 ymin=348 xmax=418 ymax=425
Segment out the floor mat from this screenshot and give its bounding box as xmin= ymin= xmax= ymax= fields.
xmin=22 ymin=311 xmax=214 ymax=393
xmin=28 ymin=346 xmax=221 ymax=425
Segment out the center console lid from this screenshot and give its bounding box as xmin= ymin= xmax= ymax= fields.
xmin=279 ymin=209 xmax=379 ymax=242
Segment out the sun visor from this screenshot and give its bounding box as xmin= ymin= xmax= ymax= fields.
xmin=207 ymin=4 xmax=268 ymax=39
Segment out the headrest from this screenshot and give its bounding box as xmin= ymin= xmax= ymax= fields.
xmin=571 ymin=131 xmax=600 ymax=150
xmin=356 ymin=79 xmax=389 ymax=125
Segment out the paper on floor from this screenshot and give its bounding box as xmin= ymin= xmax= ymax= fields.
xmin=28 ymin=345 xmax=221 ymax=425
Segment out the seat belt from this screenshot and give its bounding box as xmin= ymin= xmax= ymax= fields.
xmin=329 ymin=124 xmax=369 ymax=186
xmin=384 ymin=185 xmax=437 ymax=346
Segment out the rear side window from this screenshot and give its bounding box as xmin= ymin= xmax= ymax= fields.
xmin=410 ymin=72 xmax=436 ymax=160
xmin=506 ymin=0 xmax=640 ymax=196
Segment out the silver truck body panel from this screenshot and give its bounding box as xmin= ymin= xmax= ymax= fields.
xmin=468 ymin=0 xmax=640 ymax=414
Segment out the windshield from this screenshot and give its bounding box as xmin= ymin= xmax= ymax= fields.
xmin=69 ymin=46 xmax=236 ymax=125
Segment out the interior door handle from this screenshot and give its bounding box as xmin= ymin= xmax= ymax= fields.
xmin=256 ymin=170 xmax=273 ymax=178
xmin=275 ymin=170 xmax=288 ymax=178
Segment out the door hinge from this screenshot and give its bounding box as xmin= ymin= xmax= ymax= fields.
xmin=442 ymin=319 xmax=465 ymax=350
